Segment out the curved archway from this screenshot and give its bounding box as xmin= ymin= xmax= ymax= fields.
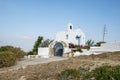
xmin=54 ymin=42 xmax=64 ymax=56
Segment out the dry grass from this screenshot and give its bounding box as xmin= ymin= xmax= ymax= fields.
xmin=0 ymin=52 xmax=120 ymax=80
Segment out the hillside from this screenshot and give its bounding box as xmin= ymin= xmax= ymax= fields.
xmin=0 ymin=52 xmax=120 ymax=80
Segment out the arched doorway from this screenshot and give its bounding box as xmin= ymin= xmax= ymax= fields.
xmin=54 ymin=42 xmax=64 ymax=56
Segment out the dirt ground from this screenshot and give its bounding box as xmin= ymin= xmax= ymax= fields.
xmin=0 ymin=52 xmax=120 ymax=80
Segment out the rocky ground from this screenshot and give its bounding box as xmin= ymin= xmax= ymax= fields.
xmin=0 ymin=52 xmax=120 ymax=80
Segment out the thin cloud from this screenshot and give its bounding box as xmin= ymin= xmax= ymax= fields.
xmin=22 ymin=36 xmax=33 ymax=40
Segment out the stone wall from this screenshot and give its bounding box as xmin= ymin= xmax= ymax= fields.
xmin=49 ymin=41 xmax=69 ymax=57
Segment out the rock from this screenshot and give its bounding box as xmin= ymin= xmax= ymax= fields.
xmin=18 ymin=76 xmax=26 ymax=80
xmin=63 ymin=53 xmax=69 ymax=57
xmin=69 ymin=52 xmax=74 ymax=57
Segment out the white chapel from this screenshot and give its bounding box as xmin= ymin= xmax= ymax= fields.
xmin=55 ymin=23 xmax=85 ymax=46
xmin=38 ymin=23 xmax=120 ymax=57
xmin=38 ymin=23 xmax=85 ymax=57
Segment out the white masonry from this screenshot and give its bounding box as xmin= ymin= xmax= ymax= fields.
xmin=55 ymin=23 xmax=85 ymax=46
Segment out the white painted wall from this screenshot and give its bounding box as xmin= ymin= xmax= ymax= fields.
xmin=55 ymin=23 xmax=85 ymax=46
xmin=90 ymin=42 xmax=120 ymax=52
xmin=64 ymin=47 xmax=71 ymax=53
xmin=38 ymin=47 xmax=49 ymax=57
xmin=38 ymin=47 xmax=71 ymax=57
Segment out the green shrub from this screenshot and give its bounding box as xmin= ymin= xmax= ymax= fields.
xmin=0 ymin=46 xmax=14 ymax=52
xmin=76 ymin=48 xmax=83 ymax=52
xmin=0 ymin=46 xmax=25 ymax=68
xmin=12 ymin=47 xmax=24 ymax=58
xmin=58 ymin=66 xmax=120 ymax=80
xmin=27 ymin=51 xmax=34 ymax=55
xmin=0 ymin=51 xmax=16 ymax=68
xmin=58 ymin=69 xmax=80 ymax=80
xmin=72 ymin=48 xmax=83 ymax=53
xmin=82 ymin=46 xmax=90 ymax=50
xmin=86 ymin=39 xmax=94 ymax=47
xmin=95 ymin=41 xmax=106 ymax=46
xmin=92 ymin=65 xmax=120 ymax=80
xmin=0 ymin=46 xmax=25 ymax=59
xmin=83 ymin=65 xmax=120 ymax=80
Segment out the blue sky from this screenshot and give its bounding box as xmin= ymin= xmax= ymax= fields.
xmin=0 ymin=0 xmax=120 ymax=52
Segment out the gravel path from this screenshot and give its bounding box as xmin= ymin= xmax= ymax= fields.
xmin=15 ymin=57 xmax=68 ymax=68
xmin=0 ymin=57 xmax=68 ymax=73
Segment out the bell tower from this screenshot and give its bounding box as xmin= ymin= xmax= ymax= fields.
xmin=67 ymin=23 xmax=73 ymax=31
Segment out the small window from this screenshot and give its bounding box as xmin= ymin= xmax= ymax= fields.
xmin=70 ymin=25 xmax=72 ymax=29
xmin=66 ymin=34 xmax=68 ymax=39
xmin=76 ymin=35 xmax=80 ymax=39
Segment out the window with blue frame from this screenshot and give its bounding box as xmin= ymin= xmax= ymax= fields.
xmin=76 ymin=35 xmax=80 ymax=45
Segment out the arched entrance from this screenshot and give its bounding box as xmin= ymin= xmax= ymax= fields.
xmin=54 ymin=42 xmax=64 ymax=56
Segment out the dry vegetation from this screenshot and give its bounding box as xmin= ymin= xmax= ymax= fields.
xmin=0 ymin=52 xmax=120 ymax=80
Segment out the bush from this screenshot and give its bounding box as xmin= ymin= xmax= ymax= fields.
xmin=69 ymin=43 xmax=75 ymax=48
xmin=27 ymin=51 xmax=34 ymax=55
xmin=0 ymin=46 xmax=25 ymax=59
xmin=76 ymin=48 xmax=83 ymax=52
xmin=95 ymin=41 xmax=106 ymax=46
xmin=12 ymin=47 xmax=24 ymax=58
xmin=92 ymin=65 xmax=120 ymax=80
xmin=86 ymin=39 xmax=94 ymax=47
xmin=83 ymin=65 xmax=120 ymax=80
xmin=69 ymin=43 xmax=90 ymax=51
xmin=0 ymin=46 xmax=25 ymax=68
xmin=58 ymin=66 xmax=120 ymax=80
xmin=0 ymin=51 xmax=16 ymax=68
xmin=0 ymin=46 xmax=14 ymax=52
xmin=58 ymin=69 xmax=80 ymax=80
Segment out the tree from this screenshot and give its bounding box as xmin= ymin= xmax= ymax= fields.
xmin=32 ymin=36 xmax=43 ymax=55
xmin=40 ymin=39 xmax=53 ymax=47
xmin=86 ymin=40 xmax=94 ymax=47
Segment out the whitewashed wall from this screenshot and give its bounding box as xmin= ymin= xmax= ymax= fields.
xmin=64 ymin=47 xmax=71 ymax=53
xmin=38 ymin=47 xmax=49 ymax=57
xmin=55 ymin=23 xmax=85 ymax=46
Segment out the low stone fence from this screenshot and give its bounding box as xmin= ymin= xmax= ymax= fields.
xmin=63 ymin=51 xmax=83 ymax=57
xmin=24 ymin=55 xmax=40 ymax=59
